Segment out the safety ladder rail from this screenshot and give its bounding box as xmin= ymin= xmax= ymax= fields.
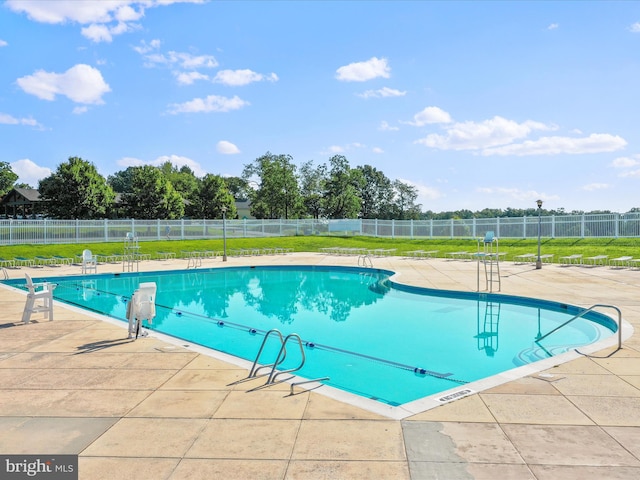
xmin=535 ymin=303 xmax=623 ymax=355
xmin=265 ymin=333 xmax=306 ymax=385
xmin=289 ymin=376 xmax=331 ymax=396
xmin=227 ymin=329 xmax=287 ymax=386
xmin=358 ymin=254 xmax=373 ymax=268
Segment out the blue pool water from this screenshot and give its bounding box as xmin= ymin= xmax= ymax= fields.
xmin=4 ymin=266 xmax=616 ymax=406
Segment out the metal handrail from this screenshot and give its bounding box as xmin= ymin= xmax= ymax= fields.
xmin=358 ymin=254 xmax=373 ymax=268
xmin=535 ymin=303 xmax=622 ymax=355
xmin=247 ymin=329 xmax=286 ymax=378
xmin=290 ymin=376 xmax=330 ymax=396
xmin=265 ymin=333 xmax=306 ymax=385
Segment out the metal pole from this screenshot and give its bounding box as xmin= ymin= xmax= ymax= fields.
xmin=222 ymin=207 xmax=227 ymax=262
xmin=536 ymin=200 xmax=543 ymax=269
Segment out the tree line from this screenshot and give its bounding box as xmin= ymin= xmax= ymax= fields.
xmin=1 ymin=153 xmax=423 ymax=220
xmin=0 ymin=157 xmax=635 ymax=220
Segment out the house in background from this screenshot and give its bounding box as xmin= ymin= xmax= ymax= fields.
xmin=0 ymin=187 xmax=43 ymax=218
xmin=235 ymin=200 xmax=254 ymax=219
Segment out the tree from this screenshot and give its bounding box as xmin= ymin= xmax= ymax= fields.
xmin=224 ymin=176 xmax=250 ymax=201
xmin=107 ymin=167 xmax=137 ymax=193
xmin=299 ymin=160 xmax=327 ymax=219
xmin=0 ymin=162 xmax=18 ymax=197
xmin=355 ymin=164 xmax=393 ymax=219
xmin=188 ymin=174 xmax=236 ymax=219
xmin=122 ymin=166 xmax=184 ymax=219
xmin=159 ymin=162 xmax=199 ymax=200
xmin=323 ymin=155 xmax=362 ymax=219
xmin=242 ymin=152 xmax=304 ymax=219
xmin=391 ymin=180 xmax=421 ymax=220
xmin=38 ymin=157 xmax=115 ymax=219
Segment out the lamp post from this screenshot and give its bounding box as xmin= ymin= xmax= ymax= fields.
xmin=221 ymin=205 xmax=227 ymax=262
xmin=536 ymin=199 xmax=543 ymax=269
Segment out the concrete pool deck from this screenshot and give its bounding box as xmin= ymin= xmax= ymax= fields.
xmin=1 ymin=252 xmax=639 ymax=479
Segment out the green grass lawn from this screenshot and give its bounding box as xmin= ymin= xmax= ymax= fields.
xmin=2 ymin=236 xmax=640 ymax=264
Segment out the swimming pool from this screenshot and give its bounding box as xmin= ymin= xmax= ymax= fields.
xmin=4 ymin=266 xmax=617 ymax=408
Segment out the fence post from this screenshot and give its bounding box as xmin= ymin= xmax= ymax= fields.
xmin=523 ymin=216 xmax=527 ymax=239
xmin=551 ymin=215 xmax=555 ymax=238
xmin=615 ymin=213 xmax=619 ymax=238
xmin=450 ymin=218 xmax=454 ymax=238
xmin=472 ymin=218 xmax=476 ymax=238
xmin=104 ymin=218 xmax=108 ymax=242
xmin=76 ymin=219 xmax=79 ymax=243
xmin=496 ymin=217 xmax=500 ymax=238
xmin=430 ymin=219 xmax=433 ymax=239
xmin=581 ymin=213 xmax=585 ymax=238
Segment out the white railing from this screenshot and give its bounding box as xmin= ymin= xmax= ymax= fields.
xmin=1 ymin=213 xmax=639 ymax=245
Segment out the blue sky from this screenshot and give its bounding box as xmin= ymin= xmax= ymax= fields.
xmin=1 ymin=0 xmax=640 ymax=213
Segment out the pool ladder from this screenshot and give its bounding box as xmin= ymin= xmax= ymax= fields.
xmin=230 ymin=329 xmax=329 ymax=395
xmin=358 ymin=254 xmax=373 ymax=268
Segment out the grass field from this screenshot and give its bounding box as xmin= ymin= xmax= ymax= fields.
xmin=3 ymin=236 xmax=640 ymax=264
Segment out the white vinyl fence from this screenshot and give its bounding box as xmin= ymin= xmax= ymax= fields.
xmin=1 ymin=213 xmax=639 ymax=245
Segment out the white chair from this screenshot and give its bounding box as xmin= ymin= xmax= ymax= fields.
xmin=81 ymin=249 xmax=98 ymax=274
xmin=22 ymin=273 xmax=56 ymax=323
xmin=126 ymin=282 xmax=157 ymax=339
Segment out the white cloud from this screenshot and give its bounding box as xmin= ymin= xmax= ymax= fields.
xmin=217 ymin=141 xmax=241 ymax=154
xmin=0 ymin=112 xmax=42 ymax=128
xmin=5 ymin=0 xmax=202 ymax=42
xmin=407 ymin=106 xmax=452 ymax=126
xmin=141 ymin=49 xmax=218 ymax=69
xmin=16 ymin=64 xmax=111 ymax=104
xmin=399 ymin=178 xmax=442 ymax=201
xmin=335 ymin=56 xmax=391 ymax=82
xmin=611 ymin=155 xmax=640 ymax=168
xmin=133 ymin=39 xmax=161 ymax=55
xmin=582 ymin=183 xmax=610 ymax=191
xmin=620 ymin=169 xmax=640 ymax=178
xmin=481 ymin=133 xmax=627 ymax=156
xmin=379 ymin=121 xmax=399 ymax=131
xmin=476 ymin=186 xmax=557 ymax=203
xmin=630 ymin=22 xmax=640 ymax=33
xmin=134 ymin=40 xmax=219 ymax=84
xmin=81 ymin=21 xmax=139 ymax=43
xmin=117 ymin=154 xmax=207 ymax=177
xmin=357 ymin=87 xmax=406 ymax=99
xmin=72 ymin=106 xmax=89 ymax=115
xmin=167 ymin=95 xmax=249 ymax=114
xmin=174 ymin=71 xmax=210 ymax=85
xmin=327 ymin=145 xmax=345 ymax=154
xmin=372 ymin=147 xmax=384 ymax=154
xmin=416 ymin=116 xmax=552 ymax=150
xmin=213 ymin=69 xmax=278 ymax=86
xmin=547 ymin=23 xmax=559 ymax=30
xmin=0 ymin=39 xmax=7 ymax=47
xmin=10 ymin=158 xmax=52 ymax=187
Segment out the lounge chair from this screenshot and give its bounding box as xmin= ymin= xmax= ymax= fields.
xmin=14 ymin=256 xmax=35 ymax=267
xmin=81 ymin=249 xmax=98 ymax=274
xmin=34 ymin=256 xmax=58 ymax=267
xmin=584 ymin=255 xmax=608 ymax=267
xmin=559 ymin=254 xmax=582 ymax=265
xmin=0 ymin=257 xmax=16 ymax=268
xmin=610 ymin=256 xmax=633 ymax=268
xmin=22 ymin=273 xmax=56 ymax=323
xmin=513 ymin=253 xmax=537 ymax=264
